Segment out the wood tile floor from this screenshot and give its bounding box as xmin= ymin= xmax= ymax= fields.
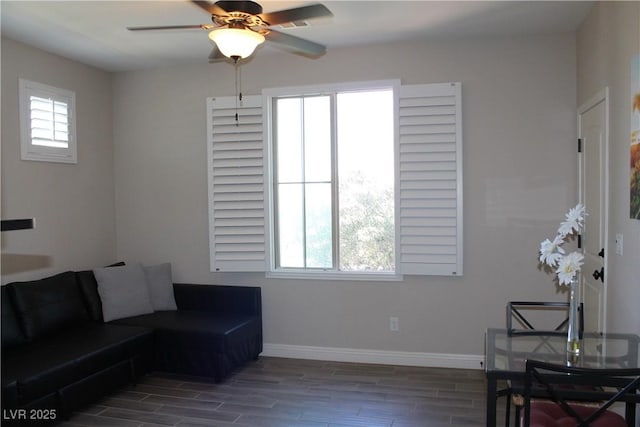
xmin=56 ymin=357 xmax=508 ymax=427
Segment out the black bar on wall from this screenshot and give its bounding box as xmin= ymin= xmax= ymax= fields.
xmin=1 ymin=219 xmax=35 ymax=232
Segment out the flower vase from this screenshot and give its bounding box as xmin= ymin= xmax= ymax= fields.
xmin=566 ymin=276 xmax=581 ymax=359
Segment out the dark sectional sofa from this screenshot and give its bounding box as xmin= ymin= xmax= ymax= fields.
xmin=1 ymin=267 xmax=262 ymax=425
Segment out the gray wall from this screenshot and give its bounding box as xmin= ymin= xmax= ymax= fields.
xmin=112 ymin=33 xmax=578 ymax=361
xmin=577 ymin=2 xmax=640 ymax=335
xmin=1 ymin=38 xmax=116 ymax=283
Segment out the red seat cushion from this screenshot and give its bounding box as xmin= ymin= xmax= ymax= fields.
xmin=528 ymin=401 xmax=627 ymax=427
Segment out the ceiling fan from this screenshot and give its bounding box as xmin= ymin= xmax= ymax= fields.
xmin=127 ymin=0 xmax=333 ymax=62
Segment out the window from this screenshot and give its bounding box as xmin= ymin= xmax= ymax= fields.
xmin=206 ymin=81 xmax=462 ymax=278
xmin=19 ymin=79 xmax=77 ymax=163
xmin=271 ymin=88 xmax=395 ymax=274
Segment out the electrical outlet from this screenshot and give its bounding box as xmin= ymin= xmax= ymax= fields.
xmin=615 ymin=233 xmax=623 ymax=255
xmin=389 ymin=316 xmax=399 ymax=331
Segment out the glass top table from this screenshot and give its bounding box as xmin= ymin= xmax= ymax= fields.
xmin=484 ymin=328 xmax=640 ymax=426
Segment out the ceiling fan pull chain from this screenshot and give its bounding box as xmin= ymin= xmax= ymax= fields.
xmin=238 ymin=64 xmax=243 ymax=102
xmin=234 ymin=58 xmax=240 ymax=125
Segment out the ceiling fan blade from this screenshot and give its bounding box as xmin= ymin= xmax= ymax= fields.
xmin=191 ymin=0 xmax=228 ymax=16
xmin=127 ymin=24 xmax=213 ymax=31
xmin=265 ymin=29 xmax=326 ymax=57
xmin=260 ymin=4 xmax=332 ymax=26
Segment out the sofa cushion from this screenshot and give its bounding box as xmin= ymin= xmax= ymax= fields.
xmin=58 ymin=324 xmax=153 ymax=377
xmin=77 ymin=262 xmax=126 ymax=322
xmin=94 ymin=264 xmax=154 ymax=322
xmin=144 ymin=263 xmax=177 ymax=311
xmin=76 ymin=262 xmax=125 ymax=322
xmin=3 ymin=323 xmax=153 ymax=404
xmin=112 ymin=311 xmax=260 ymax=353
xmin=77 ymin=270 xmax=104 ymax=322
xmin=1 ymin=286 xmax=27 ymax=348
xmin=8 ymin=271 xmax=89 ymax=340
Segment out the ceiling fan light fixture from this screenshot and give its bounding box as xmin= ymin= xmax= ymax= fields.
xmin=208 ymin=27 xmax=265 ymax=59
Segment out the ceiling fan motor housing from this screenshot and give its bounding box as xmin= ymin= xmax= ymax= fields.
xmin=216 ymin=1 xmax=263 ymax=16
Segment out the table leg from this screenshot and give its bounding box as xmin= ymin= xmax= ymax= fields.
xmin=486 ymin=376 xmax=497 ymax=426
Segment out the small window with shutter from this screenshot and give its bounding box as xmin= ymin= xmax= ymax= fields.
xmin=19 ymin=79 xmax=77 ymax=164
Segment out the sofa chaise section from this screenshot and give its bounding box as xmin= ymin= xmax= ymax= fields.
xmin=112 ymin=283 xmax=263 ymax=381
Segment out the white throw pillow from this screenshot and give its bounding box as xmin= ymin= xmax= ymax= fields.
xmin=144 ymin=263 xmax=177 ymax=311
xmin=94 ymin=263 xmax=154 ymax=322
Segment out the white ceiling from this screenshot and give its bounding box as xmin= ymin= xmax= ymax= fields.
xmin=1 ymin=1 xmax=594 ymax=72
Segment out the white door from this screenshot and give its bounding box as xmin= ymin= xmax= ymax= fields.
xmin=578 ymin=89 xmax=609 ymax=334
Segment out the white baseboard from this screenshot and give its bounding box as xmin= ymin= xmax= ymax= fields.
xmin=262 ymin=343 xmax=484 ymax=370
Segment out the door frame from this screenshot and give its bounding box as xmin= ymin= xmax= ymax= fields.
xmin=577 ymin=87 xmax=610 ymax=334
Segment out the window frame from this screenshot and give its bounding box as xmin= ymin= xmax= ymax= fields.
xmin=263 ymin=80 xmax=401 ymax=280
xmin=19 ymin=78 xmax=77 ymax=164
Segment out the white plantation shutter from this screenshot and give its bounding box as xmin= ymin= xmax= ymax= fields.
xmin=397 ymin=83 xmax=463 ymax=276
xmin=207 ymin=95 xmax=266 ymax=272
xmin=30 ymin=96 xmax=70 ymax=148
xmin=19 ymin=79 xmax=76 ymax=163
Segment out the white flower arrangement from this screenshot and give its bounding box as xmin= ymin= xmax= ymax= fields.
xmin=539 ymin=203 xmax=586 ymax=286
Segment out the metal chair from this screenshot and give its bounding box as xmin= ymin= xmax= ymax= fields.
xmin=502 ymin=301 xmax=584 ymax=427
xmin=523 ymin=359 xmax=640 ymax=427
xmin=507 ymin=301 xmax=583 ymax=337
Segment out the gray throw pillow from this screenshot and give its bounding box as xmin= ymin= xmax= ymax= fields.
xmin=144 ymin=263 xmax=177 ymax=311
xmin=94 ymin=264 xmax=154 ymax=322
